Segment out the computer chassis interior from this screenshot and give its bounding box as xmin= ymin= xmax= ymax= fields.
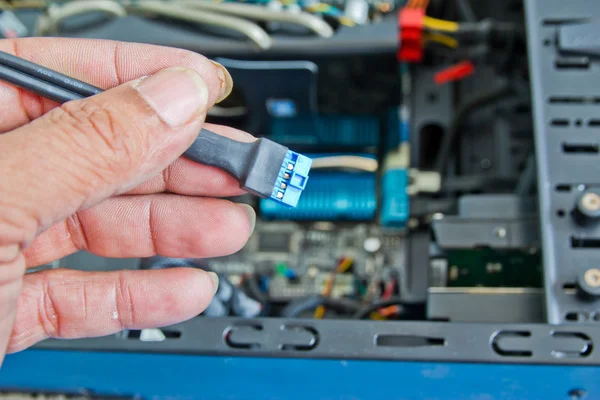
xmin=5 ymin=0 xmax=600 ymax=365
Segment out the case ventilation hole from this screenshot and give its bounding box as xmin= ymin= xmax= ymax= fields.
xmin=126 ymin=328 xmax=181 ymax=341
xmin=551 ymin=331 xmax=593 ymax=358
xmin=562 ymin=143 xmax=599 ymax=154
xmin=375 ymin=334 xmax=446 ymax=348
xmin=565 ymin=312 xmax=586 ymax=322
xmin=491 ymin=330 xmax=532 ymax=357
xmin=224 ymin=323 xmax=319 ymax=352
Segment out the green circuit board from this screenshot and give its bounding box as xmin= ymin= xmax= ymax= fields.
xmin=446 ymin=248 xmax=542 ymax=288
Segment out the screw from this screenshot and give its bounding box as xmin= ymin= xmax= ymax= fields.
xmin=581 ymin=192 xmax=600 ymax=212
xmin=584 ymin=268 xmax=600 ymax=288
xmin=493 ymin=226 xmax=507 ymax=239
xmin=480 ymin=158 xmax=492 ymax=169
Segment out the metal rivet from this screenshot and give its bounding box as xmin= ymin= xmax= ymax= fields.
xmin=584 ymin=268 xmax=600 ymax=288
xmin=493 ymin=226 xmax=507 ymax=239
xmin=581 ymin=192 xmax=600 ymax=212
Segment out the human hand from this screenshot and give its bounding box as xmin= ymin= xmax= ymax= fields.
xmin=0 ymin=38 xmax=256 ymax=363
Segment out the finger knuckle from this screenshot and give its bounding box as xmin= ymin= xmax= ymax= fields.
xmin=39 ymin=275 xmax=61 ymax=338
xmin=113 ymin=271 xmax=136 ymax=329
xmin=51 ymin=99 xmax=146 ymax=180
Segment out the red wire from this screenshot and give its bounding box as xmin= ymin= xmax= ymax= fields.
xmin=382 ymin=280 xmax=396 ymax=300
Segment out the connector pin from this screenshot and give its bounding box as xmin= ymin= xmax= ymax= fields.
xmin=270 ymin=150 xmax=312 ymax=208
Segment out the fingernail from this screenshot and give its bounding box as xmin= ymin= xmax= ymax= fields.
xmin=208 ymin=272 xmax=219 ymax=296
xmin=237 ymin=204 xmax=256 ymax=236
xmin=135 ymin=67 xmax=208 ymax=127
xmin=210 ymin=60 xmax=233 ymax=103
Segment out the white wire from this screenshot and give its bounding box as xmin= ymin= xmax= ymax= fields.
xmin=181 ymin=1 xmax=334 ymax=38
xmin=131 ymin=2 xmax=273 ymax=50
xmin=310 ymin=156 xmax=378 ymax=172
xmin=35 ymin=0 xmax=127 ymax=35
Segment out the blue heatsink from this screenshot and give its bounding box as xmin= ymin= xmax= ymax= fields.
xmin=270 ymin=115 xmax=380 ymax=148
xmin=260 ymin=170 xmax=377 ymax=221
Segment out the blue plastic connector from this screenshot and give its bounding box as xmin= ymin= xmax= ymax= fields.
xmin=381 ymin=168 xmax=409 ymax=227
xmin=270 ymin=150 xmax=312 ymax=208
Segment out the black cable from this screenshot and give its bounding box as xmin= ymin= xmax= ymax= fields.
xmin=0 ymin=50 xmax=101 ymax=97
xmin=434 ymin=83 xmax=513 ymax=176
xmin=0 ymin=64 xmax=83 ymax=103
xmin=0 ymin=51 xmax=297 ymax=202
xmin=427 ymin=43 xmax=489 ymax=60
xmin=242 ymin=274 xmax=269 ymax=304
xmin=456 ymin=0 xmax=476 ymax=22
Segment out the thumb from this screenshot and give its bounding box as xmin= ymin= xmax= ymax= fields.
xmin=0 ymin=67 xmax=210 ymax=246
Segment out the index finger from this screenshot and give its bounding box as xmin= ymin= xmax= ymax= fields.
xmin=0 ymin=37 xmax=229 ymax=132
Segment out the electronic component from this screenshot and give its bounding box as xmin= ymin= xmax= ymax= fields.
xmin=258 ymin=231 xmax=293 ymax=253
xmin=381 ymin=141 xmax=410 ymax=227
xmin=268 ymin=273 xmax=355 ymax=301
xmin=260 ymin=172 xmax=377 ymax=220
xmin=269 ymin=150 xmax=312 ymax=208
xmin=381 ymin=168 xmax=409 ymax=227
xmin=0 ymin=50 xmax=311 ymax=207
xmin=398 ymin=7 xmax=425 ymax=62
xmin=443 ymin=248 xmax=542 ymax=288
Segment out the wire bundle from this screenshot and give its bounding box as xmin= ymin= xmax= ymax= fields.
xmin=0 ymin=49 xmax=99 ymax=103
xmin=314 ymin=257 xmax=353 ymax=319
xmin=27 ymin=0 xmax=372 ymax=50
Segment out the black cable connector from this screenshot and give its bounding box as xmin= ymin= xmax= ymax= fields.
xmin=0 ymin=50 xmax=311 ymax=207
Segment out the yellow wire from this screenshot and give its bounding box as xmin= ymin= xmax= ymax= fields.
xmin=424 ymin=32 xmax=458 ymax=49
xmin=314 ymin=258 xmax=353 ymax=319
xmin=369 ymin=312 xmax=386 ymax=320
xmin=423 ymin=16 xmax=459 ymax=32
xmin=314 ymin=306 xmax=326 ymax=319
xmin=306 ymin=3 xmax=330 ymax=13
xmin=338 ymin=16 xmax=356 ymax=27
